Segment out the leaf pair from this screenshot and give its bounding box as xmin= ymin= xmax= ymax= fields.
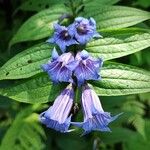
xmin=0 ymin=3 xmax=150 ymax=104
xmin=0 ymin=62 xmax=150 ymax=103
xmin=10 ymin=5 xmax=150 ymax=46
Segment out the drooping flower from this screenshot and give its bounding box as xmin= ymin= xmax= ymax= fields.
xmin=42 ymin=48 xmax=74 ymax=83
xmin=68 ymin=17 xmax=101 ymax=44
xmin=67 ymin=50 xmax=103 ymax=86
xmin=72 ymin=85 xmax=121 ymax=135
xmin=39 ymin=84 xmax=74 ymax=133
xmin=47 ymin=23 xmax=77 ymax=52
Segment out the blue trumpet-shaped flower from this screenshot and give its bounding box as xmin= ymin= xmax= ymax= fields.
xmin=68 ymin=17 xmax=101 ymax=44
xmin=67 ymin=50 xmax=103 ymax=86
xmin=42 ymin=48 xmax=74 ymax=83
xmin=72 ymin=85 xmax=121 ymax=135
xmin=39 ymin=84 xmax=74 ymax=133
xmin=47 ymin=23 xmax=77 ymax=52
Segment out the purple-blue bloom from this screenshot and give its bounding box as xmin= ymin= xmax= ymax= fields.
xmin=72 ymin=85 xmax=121 ymax=135
xmin=42 ymin=48 xmax=74 ymax=83
xmin=67 ymin=50 xmax=103 ymax=86
xmin=68 ymin=17 xmax=101 ymax=44
xmin=47 ymin=23 xmax=77 ymax=52
xmin=39 ymin=84 xmax=74 ymax=133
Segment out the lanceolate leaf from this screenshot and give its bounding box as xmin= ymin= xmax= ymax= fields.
xmin=18 ymin=0 xmax=65 ymax=12
xmin=84 ymin=0 xmax=120 ymax=6
xmin=90 ymin=62 xmax=150 ymax=96
xmin=1 ymin=29 xmax=150 ymax=80
xmin=0 ymin=106 xmax=46 ymax=150
xmin=0 ymin=74 xmax=65 ymax=103
xmin=83 ymin=6 xmax=150 ymax=30
xmin=86 ymin=32 xmax=150 ymax=60
xmin=100 ymin=28 xmax=149 ymax=37
xmin=10 ymin=5 xmax=67 ymax=46
xmin=0 ymin=62 xmax=150 ymax=103
xmin=0 ymin=43 xmax=51 ymax=80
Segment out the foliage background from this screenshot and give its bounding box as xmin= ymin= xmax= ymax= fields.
xmin=0 ymin=0 xmax=150 ymax=150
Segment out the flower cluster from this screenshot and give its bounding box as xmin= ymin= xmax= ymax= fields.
xmin=39 ymin=17 xmax=121 ymax=135
xmin=47 ymin=17 xmax=100 ymax=52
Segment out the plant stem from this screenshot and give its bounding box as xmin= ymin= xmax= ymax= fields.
xmin=75 ymin=86 xmax=79 ymax=103
xmin=69 ymin=0 xmax=76 ymax=18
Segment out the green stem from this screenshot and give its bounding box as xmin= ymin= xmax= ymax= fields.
xmin=69 ymin=0 xmax=76 ymax=18
xmin=75 ymin=86 xmax=79 ymax=103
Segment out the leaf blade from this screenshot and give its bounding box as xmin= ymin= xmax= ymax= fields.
xmin=90 ymin=62 xmax=150 ymax=96
xmin=18 ymin=0 xmax=65 ymax=12
xmin=1 ymin=29 xmax=150 ymax=80
xmin=0 ymin=74 xmax=65 ymax=103
xmin=0 ymin=62 xmax=150 ymax=103
xmin=10 ymin=5 xmax=67 ymax=46
xmin=87 ymin=31 xmax=150 ymax=60
xmin=0 ymin=107 xmax=46 ymax=150
xmin=0 ymin=43 xmax=51 ymax=80
xmin=83 ymin=6 xmax=150 ymax=30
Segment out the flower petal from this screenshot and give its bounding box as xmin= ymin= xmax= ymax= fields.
xmin=73 ymin=85 xmax=122 ymax=135
xmin=52 ymin=47 xmax=59 ymax=60
xmin=42 ymin=50 xmax=74 ymax=83
xmin=47 ymin=23 xmax=77 ymax=52
xmin=73 ymin=51 xmax=103 ymax=85
xmin=71 ymin=17 xmax=102 ymax=44
xmin=39 ymin=84 xmax=74 ymax=133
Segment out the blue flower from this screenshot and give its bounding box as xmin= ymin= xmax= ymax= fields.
xmin=72 ymin=85 xmax=122 ymax=135
xmin=67 ymin=50 xmax=103 ymax=86
xmin=68 ymin=17 xmax=101 ymax=44
xmin=47 ymin=23 xmax=78 ymax=52
xmin=42 ymin=48 xmax=74 ymax=83
xmin=39 ymin=84 xmax=74 ymax=133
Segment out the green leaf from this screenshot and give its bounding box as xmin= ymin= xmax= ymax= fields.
xmin=135 ymin=0 xmax=150 ymax=8
xmin=129 ymin=115 xmax=146 ymax=139
xmin=1 ymin=28 xmax=150 ymax=81
xmin=0 ymin=74 xmax=65 ymax=103
xmin=99 ymin=27 xmax=149 ymax=36
xmin=84 ymin=0 xmax=120 ymax=5
xmin=90 ymin=62 xmax=150 ymax=96
xmin=123 ymin=100 xmax=145 ymax=115
xmin=99 ymin=127 xmax=137 ymax=144
xmin=0 ymin=43 xmax=51 ymax=80
xmin=10 ymin=5 xmax=67 ymax=46
xmin=18 ymin=0 xmax=65 ymax=12
xmin=123 ymin=120 xmax=150 ymax=150
xmin=0 ymin=106 xmax=46 ymax=150
xmin=122 ymin=98 xmax=146 ymax=138
xmin=83 ymin=6 xmax=150 ymax=30
xmin=86 ymin=31 xmax=150 ymax=60
xmin=0 ymin=62 xmax=150 ymax=103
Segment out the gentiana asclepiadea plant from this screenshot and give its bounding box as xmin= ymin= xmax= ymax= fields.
xmin=39 ymin=17 xmax=122 ymax=135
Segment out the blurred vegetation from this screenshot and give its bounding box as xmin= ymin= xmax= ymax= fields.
xmin=0 ymin=0 xmax=150 ymax=150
